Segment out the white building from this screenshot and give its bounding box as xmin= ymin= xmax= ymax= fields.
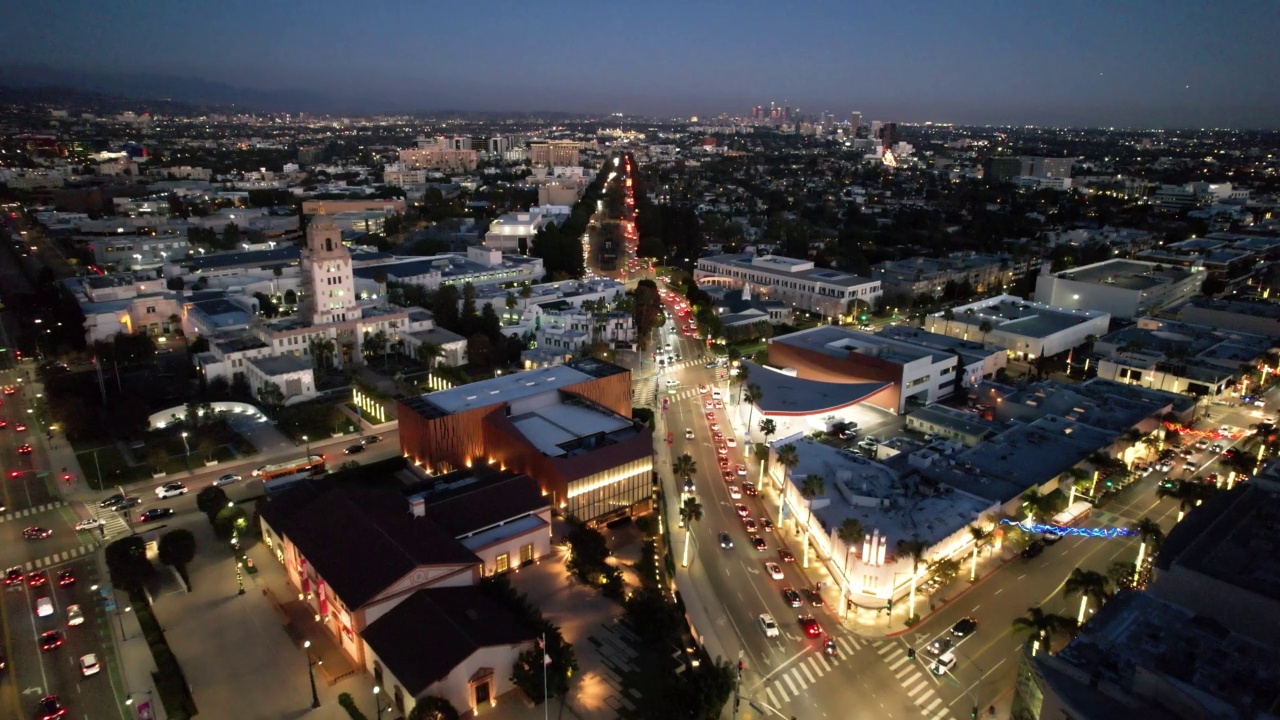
xmin=695 ymin=253 xmax=881 ymax=319
xmin=1033 ymin=259 xmax=1204 ymax=320
xmin=924 ymin=295 xmax=1111 ymax=361
xmin=63 ymin=274 xmax=185 ymax=343
xmin=301 ymin=221 xmax=359 ymax=325
xmin=482 ymin=207 xmax=570 ymax=254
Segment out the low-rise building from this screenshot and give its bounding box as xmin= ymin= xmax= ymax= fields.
xmin=874 ymin=253 xmax=1034 ymax=301
xmin=1093 ymin=317 xmax=1274 ymax=398
xmin=355 ymin=246 xmax=545 ymax=292
xmin=1033 ymin=259 xmax=1204 ymax=319
xmin=925 ymin=295 xmax=1111 ymax=361
xmin=1176 ymin=297 xmax=1280 ymax=339
xmin=695 ymin=253 xmax=881 ymax=320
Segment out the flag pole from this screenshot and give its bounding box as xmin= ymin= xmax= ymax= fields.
xmin=542 ymin=633 xmax=549 ymax=720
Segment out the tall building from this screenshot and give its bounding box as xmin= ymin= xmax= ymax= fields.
xmin=529 ymin=141 xmax=581 ymax=167
xmin=300 ymin=221 xmax=358 ymax=325
xmin=877 ymin=122 xmax=898 ymax=148
xmin=983 ymin=156 xmax=1022 ymax=183
xmin=849 ymin=111 xmax=862 ymax=132
xmin=487 ymin=136 xmax=510 ymax=155
xmin=1020 ymin=156 xmax=1074 ymax=179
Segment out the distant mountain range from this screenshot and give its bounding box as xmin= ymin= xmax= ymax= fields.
xmin=0 ymin=63 xmax=350 ymax=114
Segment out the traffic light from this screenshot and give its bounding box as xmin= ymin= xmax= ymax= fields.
xmin=907 ymin=648 xmax=915 ymax=659
xmin=886 ymin=599 xmax=893 ymax=611
xmin=971 ymin=707 xmax=979 ymax=719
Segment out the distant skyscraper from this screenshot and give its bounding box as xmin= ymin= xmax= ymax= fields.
xmin=877 ymin=122 xmax=897 ymax=148
xmin=849 ymin=111 xmax=862 ymax=132
xmin=869 ymin=120 xmax=882 ymax=139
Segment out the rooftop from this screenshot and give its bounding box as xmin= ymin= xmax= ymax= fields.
xmin=1049 ymin=259 xmax=1199 ymax=291
xmin=702 ymin=253 xmax=877 ymax=288
xmin=247 ymin=354 xmax=312 ymax=376
xmin=875 ymin=325 xmax=997 ymax=368
xmin=743 ymin=362 xmax=889 ymax=415
xmin=772 ymin=325 xmax=951 ymax=365
xmin=511 ymin=401 xmax=633 ymax=458
xmin=180 ymin=245 xmax=301 ymax=272
xmin=941 ymin=295 xmax=1109 ymax=339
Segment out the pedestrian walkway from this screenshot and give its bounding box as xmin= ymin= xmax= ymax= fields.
xmin=0 ymin=499 xmax=66 ymax=522
xmin=876 ymin=640 xmax=961 ymax=720
xmin=84 ymin=501 xmax=132 ymax=538
xmin=22 ymin=542 xmax=96 ymax=571
xmin=755 ymin=637 xmax=872 ymax=709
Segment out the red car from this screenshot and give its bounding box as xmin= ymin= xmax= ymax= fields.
xmin=0 ymin=419 xmax=7 ymax=428
xmin=27 ymin=570 xmax=48 ymax=587
xmin=14 ymin=423 xmax=27 ymax=432
xmin=798 ymin=615 xmax=822 ymax=637
xmin=4 ymin=567 xmax=23 ymax=586
xmin=57 ymin=569 xmax=75 ymax=587
xmin=735 ymin=504 xmax=750 ymax=517
xmin=718 ymin=457 xmax=730 ymax=469
xmin=722 ymin=471 xmax=735 ymax=482
xmin=17 ymin=444 xmax=33 ymax=455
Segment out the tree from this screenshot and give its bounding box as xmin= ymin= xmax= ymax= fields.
xmin=432 ymin=284 xmax=461 ymax=331
xmin=257 ymin=381 xmax=285 ymax=416
xmin=978 ymin=319 xmax=994 ymax=346
xmin=407 ymin=697 xmax=460 ymax=720
xmin=158 ymin=529 xmax=197 ymax=591
xmin=196 ymin=485 xmax=230 ymax=524
xmin=221 ymin=222 xmax=241 ymax=249
xmin=105 ymin=536 xmax=155 ymax=595
xmin=466 ymin=333 xmax=495 ymax=369
xmin=680 ymin=496 xmax=703 ymax=568
xmin=742 ymin=383 xmax=763 ymax=432
xmin=775 ymin=443 xmax=799 ymax=512
xmin=799 ymin=474 xmax=825 ymax=568
xmin=214 ymin=505 xmax=248 ymax=541
xmin=967 ymin=525 xmax=989 ymax=581
xmin=1020 ymin=488 xmax=1055 ymax=522
xmin=1129 ymin=516 xmax=1164 ymax=586
xmin=1063 ymin=567 xmax=1110 ymax=624
xmin=1156 ymin=479 xmax=1216 ymax=522
xmin=896 ymin=539 xmax=929 ymax=620
xmin=941 ymin=308 xmax=955 ymax=336
xmin=505 ymin=291 xmax=518 ymax=310
xmin=510 ymin=627 xmax=577 ymax=704
xmin=415 ymin=341 xmax=444 ymax=372
xmin=928 ymin=557 xmax=962 ymax=588
xmin=460 ymin=282 xmax=479 ymax=333
xmin=308 ymin=336 xmax=336 ymax=370
xmin=1011 ymin=606 xmax=1076 ymax=654
xmin=836 ymin=518 xmax=865 ymax=618
xmin=672 ymin=453 xmax=697 ymax=479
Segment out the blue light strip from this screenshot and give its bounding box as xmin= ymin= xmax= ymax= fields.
xmin=999 ymin=518 xmax=1136 ymax=539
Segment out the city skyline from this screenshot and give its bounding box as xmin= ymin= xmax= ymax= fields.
xmin=2 ymin=0 xmax=1278 ymax=128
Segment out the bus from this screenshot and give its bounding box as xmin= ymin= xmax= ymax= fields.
xmin=253 ymin=454 xmax=326 ymax=481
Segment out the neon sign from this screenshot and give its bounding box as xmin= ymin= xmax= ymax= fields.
xmin=1000 ymin=518 xmax=1136 ymax=539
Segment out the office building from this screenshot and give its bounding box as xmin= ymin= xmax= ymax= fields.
xmin=398 ymin=360 xmax=653 ymax=522
xmin=924 ymin=295 xmax=1111 ymax=360
xmin=529 ymin=141 xmax=581 ymax=167
xmin=983 ymin=156 xmax=1023 ymax=183
xmin=1033 ymin=259 xmax=1204 ymax=319
xmin=695 ymin=253 xmax=881 ymax=319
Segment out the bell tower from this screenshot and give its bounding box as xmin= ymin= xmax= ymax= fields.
xmin=300 ymin=220 xmax=357 ymax=326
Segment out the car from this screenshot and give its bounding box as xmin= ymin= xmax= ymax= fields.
xmin=1041 ymin=530 xmax=1063 ymax=545
xmin=931 ymin=651 xmax=957 ymax=676
xmin=926 ymin=636 xmax=954 ymax=657
xmin=73 ymin=518 xmax=103 ymax=532
xmin=722 ymin=471 xmax=735 ymax=482
xmin=798 ymin=615 xmax=822 ymax=637
xmin=735 ymin=504 xmax=750 ymax=517
xmin=1218 ymin=425 xmax=1231 ymax=435
xmin=713 ymin=431 xmax=724 ymax=442
xmin=759 ymin=612 xmax=780 ymax=637
xmin=751 ymin=536 xmax=767 ymax=552
xmin=98 ymin=494 xmax=126 ymax=509
xmin=710 ymin=423 xmax=720 ymax=432
xmin=719 ymin=532 xmax=734 ymax=549
xmin=1021 ymin=540 xmax=1046 ymax=559
xmin=57 ymin=569 xmax=75 ymax=587
xmin=743 ymin=518 xmax=758 ymax=532
xmin=17 ymin=443 xmax=32 ymax=455
xmin=698 ymin=385 xmax=709 ymax=394
xmin=1138 ymin=465 xmax=1153 ymax=477
xmin=361 ymin=435 xmax=383 ymax=445
xmin=117 ymin=496 xmax=141 ymax=510
xmin=782 ymin=587 xmax=803 ymax=607
xmin=716 ymin=444 xmax=728 ymax=456
xmin=684 ymin=428 xmax=694 ymax=439
xmin=36 ymin=596 xmax=54 ymax=617
xmin=23 ymin=526 xmax=52 ymax=539
xmin=714 ymin=399 xmax=724 ymax=409
xmin=344 ymin=443 xmax=366 ymax=455
xmin=1194 ymin=438 xmax=1210 ymax=450
xmin=1156 ymin=461 xmax=1174 ymax=473
xmin=213 ymin=473 xmax=241 ymax=486
xmin=39 ymin=630 xmax=63 ymax=651
xmin=5 ymin=566 xmax=24 ymax=586
xmin=80 ymin=653 xmax=101 ymax=676
xmin=718 ymin=456 xmax=730 ymax=469
xmin=28 ymin=570 xmax=48 ymax=587
xmin=155 ymin=481 xmax=188 ymax=499
xmin=742 ymin=482 xmax=757 ymax=496
xmin=1208 ymin=443 xmax=1224 ymax=454
xmin=37 ymin=694 xmax=67 ymax=720
xmin=728 ymin=485 xmax=742 ymax=499
xmin=706 ymin=412 xmax=716 ymax=421
xmin=704 ymin=361 xmax=718 ymax=369
xmin=725 ymin=437 xmax=737 ymax=448
xmin=951 ymin=617 xmax=979 ymax=638
xmin=778 ymin=549 xmax=795 ymax=563
xmin=704 ymin=401 xmax=714 ymax=411
xmin=139 ymin=508 xmax=175 ymax=522
xmin=665 ymin=379 xmax=679 ymax=387
xmin=0 ymin=419 xmax=6 ymax=428
xmin=14 ymin=422 xmax=27 ymax=432
xmin=759 ymin=518 xmax=774 ymax=532
xmin=1 ymin=386 xmax=14 ymax=395
xmin=66 ymin=604 xmax=83 ymax=626
xmin=765 ymin=562 xmax=784 ymax=580
xmin=803 ymin=588 xmax=825 ymax=607
xmin=682 ymin=477 xmax=695 ymax=494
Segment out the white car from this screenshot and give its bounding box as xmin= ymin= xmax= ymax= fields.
xmin=74 ymin=518 xmax=103 ymax=532
xmin=213 ymin=473 xmax=241 ymax=486
xmin=728 ymin=485 xmax=742 ymax=499
xmin=726 ymin=437 xmax=737 ymax=448
xmin=712 ymin=389 xmax=722 ymax=400
xmin=698 ymin=385 xmax=710 ymax=394
xmin=66 ymin=604 xmax=83 ymax=626
xmin=36 ymin=596 xmax=53 ymax=617
xmin=80 ymin=653 xmax=101 ymax=676
xmin=765 ymin=562 xmax=784 ymax=580
xmin=155 ymin=482 xmax=188 ymax=499
xmin=931 ymin=651 xmax=957 ymax=675
xmin=665 ymin=379 xmax=679 ymax=387
xmin=684 ymin=428 xmax=694 ymax=439
xmin=759 ymin=613 xmax=780 ymax=638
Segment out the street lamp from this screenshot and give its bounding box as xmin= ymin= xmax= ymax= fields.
xmin=304 ymin=640 xmax=322 ymax=708
xmin=181 ymin=431 xmax=190 ymax=458
xmin=302 ymin=435 xmax=309 ymax=456
xmin=374 ymin=685 xmax=384 ymax=716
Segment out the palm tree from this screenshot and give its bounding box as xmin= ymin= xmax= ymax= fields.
xmin=1156 ymin=479 xmax=1215 ymax=522
xmin=680 ymin=496 xmax=703 ymax=568
xmin=799 ymin=474 xmax=826 ymax=568
xmin=672 ymin=453 xmax=697 ymax=480
xmin=1021 ymin=488 xmax=1054 ymax=522
xmin=896 ymin=539 xmax=929 ymax=619
xmin=415 ymin=341 xmax=444 ymax=383
xmin=978 ymin=319 xmax=994 ymax=346
xmin=758 ymin=418 xmax=777 ymax=447
xmin=1063 ymin=568 xmax=1111 ymax=624
xmin=941 ymin=308 xmax=955 ymax=336
xmin=1129 ymin=517 xmax=1164 ymax=585
xmin=968 ymin=525 xmax=987 ymax=581
xmin=734 ymin=363 xmax=751 ymax=405
xmin=1011 ymin=606 xmax=1076 ymax=655
xmin=308 ymin=336 xmax=336 ymax=371
xmin=743 ymin=383 xmax=763 ymax=432
xmin=774 ymin=443 xmax=799 ymax=512
xmin=837 ymin=518 xmax=865 ymax=618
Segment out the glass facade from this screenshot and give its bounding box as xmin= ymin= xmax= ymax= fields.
xmin=567 ymin=457 xmax=653 ymax=521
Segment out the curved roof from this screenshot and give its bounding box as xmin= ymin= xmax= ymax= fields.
xmin=743 ymin=362 xmax=889 ymax=416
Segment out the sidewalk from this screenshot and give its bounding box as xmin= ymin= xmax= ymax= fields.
xmin=97 ymin=547 xmax=167 ymax=719
xmin=13 ymin=361 xmax=94 ymax=499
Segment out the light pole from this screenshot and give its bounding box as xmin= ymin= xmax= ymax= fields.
xmin=302 ymin=435 xmax=309 ymax=457
xmin=304 ymin=640 xmax=321 ymax=708
xmin=230 ymin=502 xmax=246 ymax=595
xmin=181 ymin=431 xmax=190 ymax=458
xmin=374 ymin=685 xmax=384 ymax=716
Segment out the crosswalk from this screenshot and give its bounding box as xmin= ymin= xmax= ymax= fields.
xmin=86 ymin=503 xmax=131 ymax=538
xmin=759 ymin=635 xmax=866 ymax=707
xmin=878 ymin=640 xmax=957 ymax=720
xmin=20 ymin=543 xmax=95 ymax=571
xmin=0 ymin=500 xmax=67 ymax=523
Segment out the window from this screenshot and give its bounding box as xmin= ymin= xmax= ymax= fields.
xmin=394 ymin=686 xmax=404 ymax=714
xmin=520 ymin=544 xmax=534 ymax=564
xmin=373 ymin=661 xmax=383 ymax=688
xmin=495 ymin=553 xmax=510 ymax=574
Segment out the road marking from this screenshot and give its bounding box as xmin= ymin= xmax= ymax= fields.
xmin=906 ymin=679 xmax=927 ymax=696
xmin=793 ymin=668 xmax=809 ymax=689
xmin=993 ymin=587 xmax=1004 ymax=595
xmin=923 ymin=697 xmax=943 ymax=712
xmin=896 ymin=664 xmax=917 ymax=679
xmin=932 ymin=709 xmax=950 ymax=720
xmin=836 ymin=637 xmax=854 ymax=654
xmin=878 ymin=642 xmax=899 ymax=655
xmin=773 ymin=681 xmax=789 ymax=702
xmin=801 ymin=658 xmax=817 ymax=680
xmin=888 ymin=655 xmax=910 ymax=671
xmin=916 ymin=689 xmax=936 ymax=705
xmin=817 ymin=654 xmax=833 ymax=670
xmin=766 ymin=687 xmax=780 ymax=706
xmin=784 ymin=673 xmax=800 ymax=695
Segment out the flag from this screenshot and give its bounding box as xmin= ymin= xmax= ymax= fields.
xmin=540 ymin=634 xmax=552 ymax=666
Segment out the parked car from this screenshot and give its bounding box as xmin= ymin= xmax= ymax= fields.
xmin=803 ymin=587 xmax=825 ymax=607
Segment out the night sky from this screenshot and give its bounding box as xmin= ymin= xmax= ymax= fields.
xmin=3 ymin=0 xmax=1278 ymax=127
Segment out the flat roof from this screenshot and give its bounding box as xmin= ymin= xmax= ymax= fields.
xmin=511 ymin=403 xmax=631 ymax=457
xmin=772 ymin=325 xmax=950 ymax=365
xmin=701 ymin=253 xmax=877 ymax=288
xmin=181 ymin=245 xmax=301 ymax=272
xmin=414 ymin=365 xmax=596 ymax=415
xmin=1159 ymin=482 xmax=1280 ymax=604
xmin=875 ymin=326 xmax=997 ymax=367
xmin=247 ymin=354 xmax=312 ymax=376
xmin=745 ymin=362 xmax=889 ymax=415
xmin=1182 ymin=296 xmax=1280 ymax=320
xmin=1050 ymin=258 xmax=1198 ymax=290
xmin=907 ymin=406 xmax=995 ymax=438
